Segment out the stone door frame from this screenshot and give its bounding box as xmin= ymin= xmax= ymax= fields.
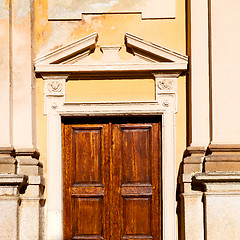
xmin=35 ymin=32 xmax=188 ymax=240
xmin=43 ymin=77 xmax=177 ymax=240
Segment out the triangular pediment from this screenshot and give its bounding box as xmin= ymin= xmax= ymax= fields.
xmin=125 ymin=33 xmax=188 ymax=63
xmin=34 ymin=33 xmax=188 ymax=73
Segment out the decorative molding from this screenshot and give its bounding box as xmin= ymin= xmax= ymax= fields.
xmin=34 ymin=33 xmax=188 ymax=74
xmin=187 ymin=146 xmax=206 ymax=155
xmin=162 ymin=100 xmax=170 ymax=107
xmin=0 ymin=174 xmax=28 ymax=195
xmin=0 ymin=174 xmax=27 ymax=186
xmin=48 ymin=0 xmax=175 ymax=20
xmin=36 ymin=63 xmax=188 ymax=73
xmin=193 ymin=172 xmax=240 ymax=192
xmin=125 ymin=33 xmax=188 ymax=63
xmin=43 ymin=75 xmax=68 ymax=97
xmin=15 ymin=148 xmax=40 ymax=158
xmin=34 ymin=32 xmax=98 ymax=65
xmin=209 ymin=144 xmax=240 ymax=153
xmin=158 ymin=79 xmax=173 ymax=90
xmin=0 ymin=147 xmax=14 ymax=154
xmin=47 ymin=81 xmax=63 ymax=93
xmin=194 ymin=172 xmax=240 ymax=183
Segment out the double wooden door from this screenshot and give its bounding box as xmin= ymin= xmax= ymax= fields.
xmin=63 ymin=117 xmax=161 ymax=240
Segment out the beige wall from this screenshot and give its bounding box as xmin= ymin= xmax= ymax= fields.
xmin=210 ymin=0 xmax=240 ymax=144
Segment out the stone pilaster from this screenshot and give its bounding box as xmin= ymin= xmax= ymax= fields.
xmin=19 ymin=176 xmax=45 ymax=240
xmin=179 ymin=146 xmax=206 ymax=240
xmin=181 ymin=146 xmax=205 ymax=192
xmin=14 ymin=148 xmax=45 ymax=240
xmin=0 ymin=174 xmax=27 ymax=240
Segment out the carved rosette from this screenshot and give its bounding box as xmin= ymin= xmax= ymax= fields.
xmin=47 ymin=81 xmax=63 ymax=93
xmin=157 ymin=79 xmax=173 ymax=90
xmin=44 ymin=78 xmax=66 ymax=96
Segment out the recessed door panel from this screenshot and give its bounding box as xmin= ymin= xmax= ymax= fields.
xmin=112 ymin=122 xmax=161 ymax=240
xmin=63 ymin=123 xmax=110 ymax=240
xmin=73 ymin=127 xmax=102 ymax=184
xmin=121 ymin=126 xmax=151 ymax=183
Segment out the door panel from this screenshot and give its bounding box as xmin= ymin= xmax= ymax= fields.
xmin=63 ymin=124 xmax=110 ymax=240
xmin=63 ymin=118 xmax=161 ymax=240
xmin=111 ymin=123 xmax=161 ymax=240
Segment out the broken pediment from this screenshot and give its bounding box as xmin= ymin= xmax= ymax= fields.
xmin=34 ymin=32 xmax=188 ymax=73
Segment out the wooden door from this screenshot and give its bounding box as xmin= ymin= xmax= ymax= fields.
xmin=63 ymin=117 xmax=161 ymax=240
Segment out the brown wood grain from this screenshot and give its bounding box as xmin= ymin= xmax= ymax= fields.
xmin=63 ymin=117 xmax=161 ymax=240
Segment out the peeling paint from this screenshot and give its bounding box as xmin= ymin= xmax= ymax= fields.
xmin=0 ymin=0 xmax=9 ymax=18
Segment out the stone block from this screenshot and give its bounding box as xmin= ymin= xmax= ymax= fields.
xmin=205 ymin=193 xmax=240 ymax=240
xmin=183 ymin=163 xmax=202 ymax=174
xmin=18 ymin=165 xmax=41 ymax=175
xmin=0 ymin=198 xmax=19 ymax=240
xmin=24 ymin=185 xmax=42 ymax=198
xmin=0 ymin=164 xmax=16 ymax=174
xmin=205 ymin=162 xmax=240 ymax=172
xmin=0 ymin=186 xmax=18 ymax=196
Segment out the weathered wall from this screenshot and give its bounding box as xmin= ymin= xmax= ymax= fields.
xmin=35 ymin=0 xmax=187 ymax=195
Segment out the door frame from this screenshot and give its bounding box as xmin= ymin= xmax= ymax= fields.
xmin=35 ymin=33 xmax=188 ymax=240
xmin=43 ymin=73 xmax=178 ymax=240
xmin=62 ymin=116 xmax=162 ymax=239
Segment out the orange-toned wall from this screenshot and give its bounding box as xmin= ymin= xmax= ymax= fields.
xmin=35 ymin=0 xmax=186 ymax=207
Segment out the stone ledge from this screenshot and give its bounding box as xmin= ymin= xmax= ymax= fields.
xmin=15 ymin=148 xmax=40 ymax=159
xmin=0 ymin=174 xmax=27 ymax=185
xmin=194 ymin=172 xmax=240 ymax=182
xmin=20 ymin=197 xmax=45 ymax=201
xmin=192 ymin=172 xmax=240 ymax=192
xmin=0 ymin=147 xmax=14 ymax=154
xmin=186 ymin=146 xmax=206 ymax=155
xmin=209 ymin=144 xmax=240 ymax=153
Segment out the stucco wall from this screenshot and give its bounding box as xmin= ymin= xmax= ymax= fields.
xmin=35 ymin=0 xmax=187 ymax=199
